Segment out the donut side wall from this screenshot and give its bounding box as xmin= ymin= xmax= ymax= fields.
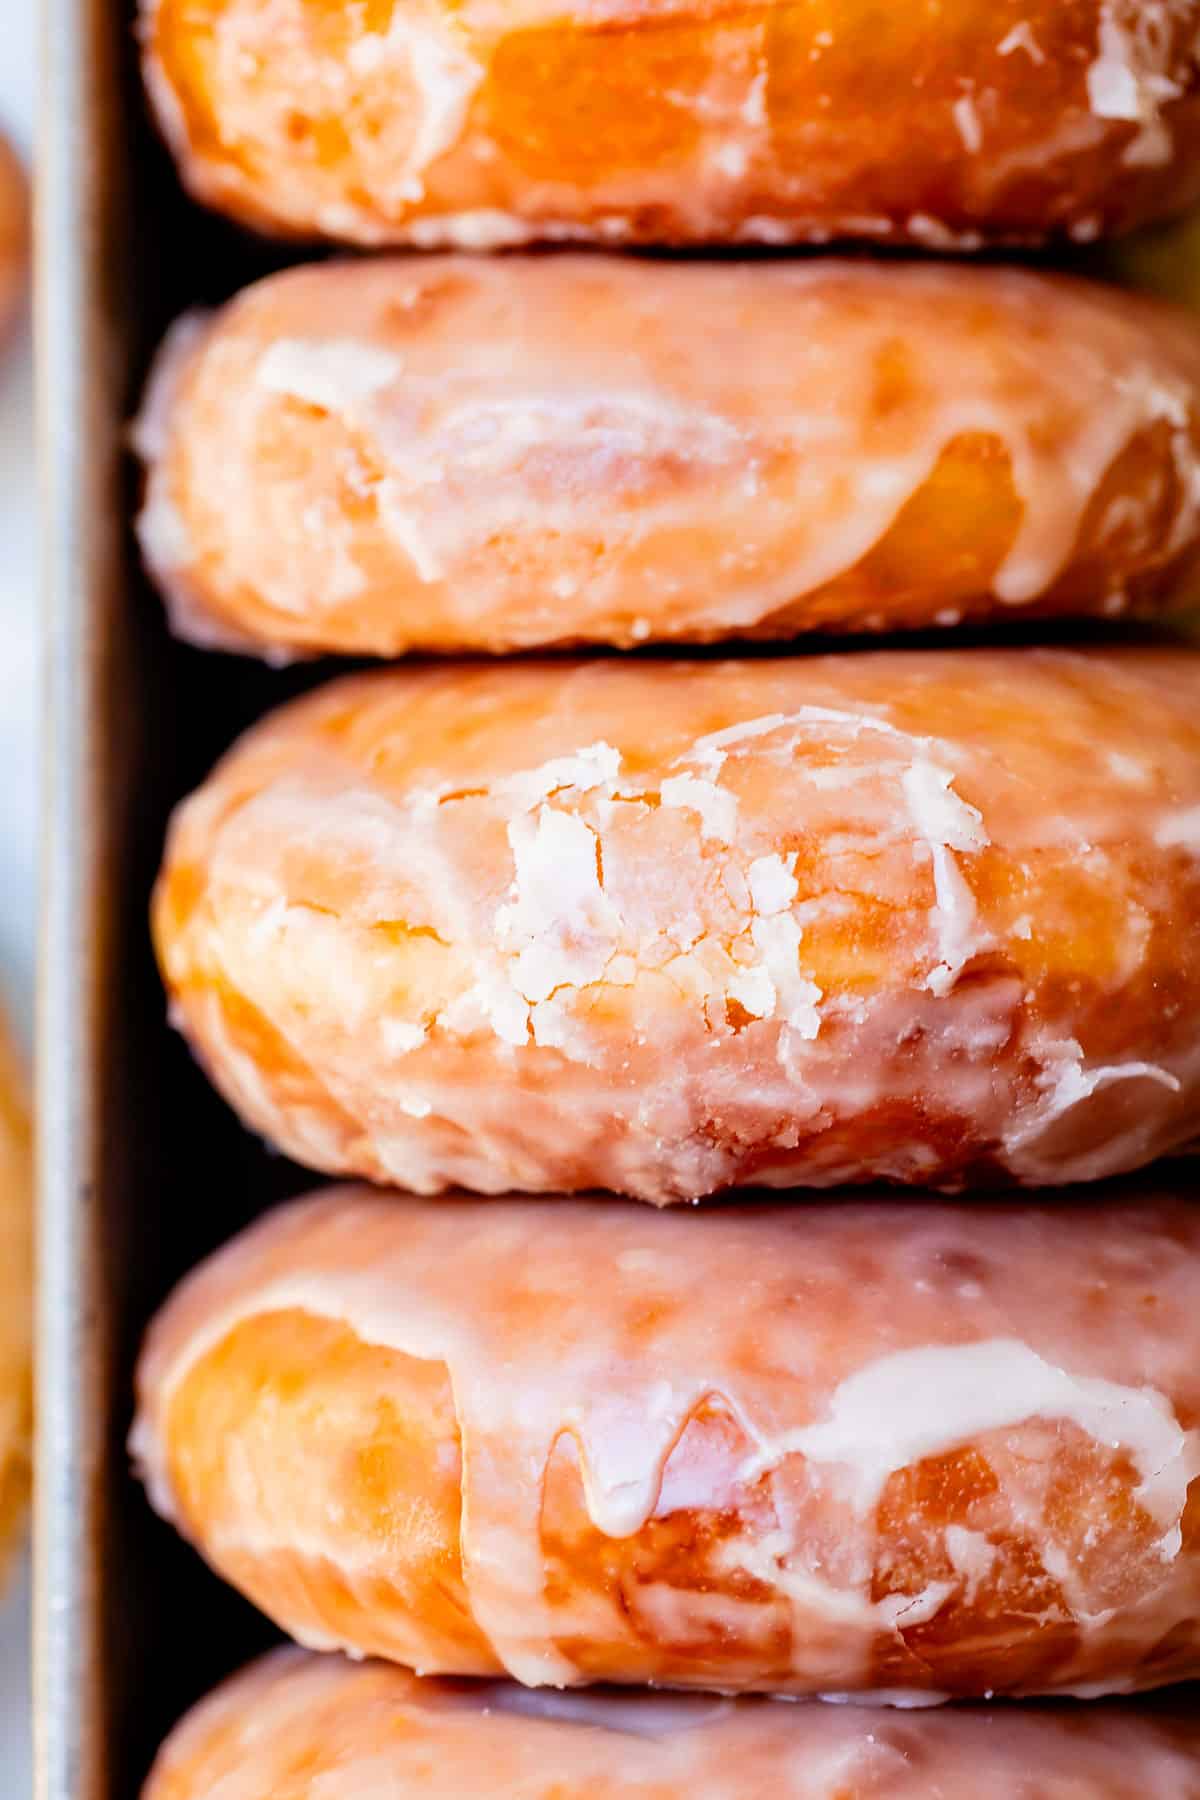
xmin=133 ymin=257 xmax=1200 ymax=660
xmin=131 ymin=1189 xmax=1200 ymax=1699
xmin=153 ymin=652 xmax=1200 ymax=1200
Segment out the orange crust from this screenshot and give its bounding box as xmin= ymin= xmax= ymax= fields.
xmin=133 ymin=1187 xmax=1200 ymax=1700
xmin=153 ymin=649 xmax=1200 ymax=1201
xmin=143 ymin=1650 xmax=1200 ymax=1798
xmin=134 ymin=257 xmax=1200 ymax=660
xmin=140 ymin=0 xmax=1200 ymax=248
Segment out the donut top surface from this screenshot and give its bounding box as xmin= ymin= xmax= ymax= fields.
xmin=144 ymin=1649 xmax=1200 ymax=1798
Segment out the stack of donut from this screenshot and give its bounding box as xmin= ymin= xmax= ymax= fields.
xmin=133 ymin=3 xmax=1200 ymax=1793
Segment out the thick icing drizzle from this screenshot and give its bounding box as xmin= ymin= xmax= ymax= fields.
xmin=747 ymin=1338 xmax=1197 ymax=1539
xmin=249 ymin=265 xmax=1200 ymax=613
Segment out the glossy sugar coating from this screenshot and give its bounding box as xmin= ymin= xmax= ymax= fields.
xmin=143 ymin=1650 xmax=1200 ymax=1798
xmin=153 ymin=650 xmax=1200 ymax=1201
xmin=140 ymin=0 xmax=1200 ymax=247
xmin=133 ymin=1187 xmax=1200 ymax=1699
xmin=134 ymin=257 xmax=1200 ymax=660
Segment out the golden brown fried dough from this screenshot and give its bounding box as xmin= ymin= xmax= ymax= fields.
xmin=154 ymin=651 xmax=1200 ymax=1201
xmin=140 ymin=0 xmax=1200 ymax=248
xmin=133 ymin=1188 xmax=1200 ymax=1699
xmin=135 ymin=258 xmax=1200 ymax=659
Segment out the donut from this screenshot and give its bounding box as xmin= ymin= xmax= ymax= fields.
xmin=132 ymin=1186 xmax=1200 ymax=1699
xmin=0 ymin=130 xmax=27 ymax=350
xmin=142 ymin=1651 xmax=1200 ymax=1799
xmin=153 ymin=649 xmax=1200 ymax=1201
xmin=139 ymin=0 xmax=1200 ymax=249
xmin=0 ymin=1006 xmax=31 ymax=1584
xmin=133 ymin=257 xmax=1200 ymax=661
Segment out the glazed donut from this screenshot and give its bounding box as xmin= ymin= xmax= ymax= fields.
xmin=143 ymin=1652 xmax=1200 ymax=1800
xmin=139 ymin=0 xmax=1200 ymax=249
xmin=0 ymin=1006 xmax=31 ymax=1585
xmin=153 ymin=650 xmax=1200 ymax=1201
xmin=0 ymin=130 xmax=27 ymax=350
xmin=132 ymin=1187 xmax=1200 ymax=1699
xmin=133 ymin=258 xmax=1200 ymax=661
